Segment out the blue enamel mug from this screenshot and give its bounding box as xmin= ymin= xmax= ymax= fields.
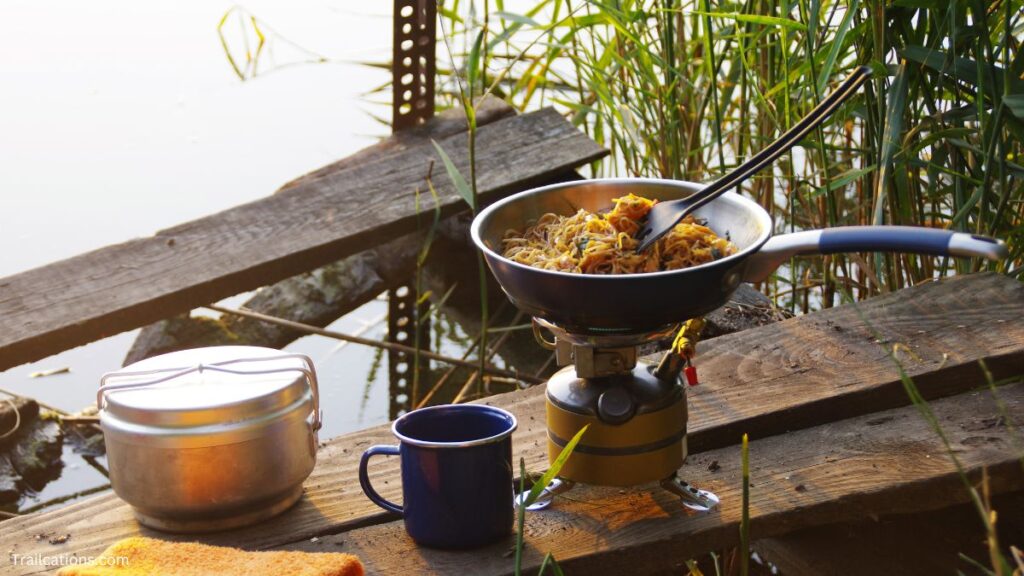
xmin=358 ymin=404 xmax=517 ymax=548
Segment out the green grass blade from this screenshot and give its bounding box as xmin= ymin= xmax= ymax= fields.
xmin=873 ymin=61 xmax=909 ymax=226
xmin=815 ymin=0 xmax=859 ymax=94
xmin=217 ymin=9 xmax=246 ymax=81
xmin=1004 ymin=94 xmax=1024 ymax=121
xmin=468 ymin=29 xmax=485 ymax=93
xmin=515 ymin=457 xmax=527 ymax=576
xmin=690 ymin=11 xmax=807 ymax=32
xmin=809 ymin=165 xmax=878 ymax=199
xmin=432 ymin=140 xmax=476 ymax=211
xmin=740 ymin=432 xmax=750 ymax=576
xmin=523 ymin=425 xmax=588 ymax=507
xmin=494 ymin=11 xmax=541 ymax=27
xmin=537 ymin=552 xmax=566 ymax=576
xmin=900 ymin=45 xmax=1024 ymax=100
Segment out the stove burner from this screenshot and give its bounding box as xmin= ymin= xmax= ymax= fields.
xmin=532 ymin=318 xmax=677 ymax=379
xmin=517 ymin=473 xmax=719 ymax=513
xmin=515 ymin=477 xmax=575 ymax=512
xmin=532 ymin=317 xmax=677 ymax=349
xmin=521 ymin=317 xmax=719 ymax=512
xmin=661 ymin=474 xmax=720 ymax=512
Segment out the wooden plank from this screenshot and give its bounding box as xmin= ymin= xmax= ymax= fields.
xmin=0 ymin=386 xmax=540 ymax=576
xmin=687 ymin=271 xmax=1024 ymax=452
xmin=122 ymin=98 xmax=518 ymax=365
xmin=277 ymin=96 xmax=515 ymax=191
xmin=0 ymin=106 xmax=606 ymax=371
xmin=282 ymin=382 xmax=1024 ymax=575
xmin=753 ymin=492 xmax=1024 ymax=576
xmin=0 ymin=273 xmax=1021 ymax=574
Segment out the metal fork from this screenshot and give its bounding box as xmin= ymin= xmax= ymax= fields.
xmin=635 ymin=65 xmax=873 ymax=253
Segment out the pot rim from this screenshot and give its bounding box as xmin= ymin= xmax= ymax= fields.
xmin=470 ymin=177 xmax=775 ymax=280
xmin=391 ymin=404 xmax=518 ymax=449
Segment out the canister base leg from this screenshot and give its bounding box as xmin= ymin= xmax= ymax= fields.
xmin=661 ymin=474 xmax=719 ymax=512
xmin=515 ymin=477 xmax=575 ymax=511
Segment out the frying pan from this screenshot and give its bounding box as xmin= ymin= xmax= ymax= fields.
xmin=470 ymin=179 xmax=1009 ymax=333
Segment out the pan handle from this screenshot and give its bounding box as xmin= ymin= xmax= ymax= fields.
xmin=742 ymin=226 xmax=1009 ymax=283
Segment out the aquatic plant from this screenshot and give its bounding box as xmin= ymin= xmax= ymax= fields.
xmin=435 ymin=0 xmax=1023 ymax=313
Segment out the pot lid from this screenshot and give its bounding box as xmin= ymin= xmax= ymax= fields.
xmin=99 ymin=346 xmax=319 ymax=429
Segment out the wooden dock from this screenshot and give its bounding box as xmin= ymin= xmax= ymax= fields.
xmin=0 ymin=99 xmax=605 ymax=372
xmin=2 ymin=272 xmax=1021 ymax=575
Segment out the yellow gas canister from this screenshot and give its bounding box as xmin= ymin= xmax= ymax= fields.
xmin=544 ymin=362 xmax=687 ymax=487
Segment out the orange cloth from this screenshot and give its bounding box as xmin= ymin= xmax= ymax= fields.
xmin=55 ymin=536 xmax=364 ymax=576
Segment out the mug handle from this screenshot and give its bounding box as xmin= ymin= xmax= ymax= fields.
xmin=359 ymin=445 xmax=403 ymax=515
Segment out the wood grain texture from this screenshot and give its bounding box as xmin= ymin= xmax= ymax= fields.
xmin=277 ymin=95 xmax=516 ymax=192
xmin=0 ymin=105 xmax=606 ymax=371
xmin=122 ymin=231 xmax=428 ymax=366
xmin=284 ymin=383 xmax=1024 ymax=575
xmin=753 ymin=492 xmax=1024 ymax=576
xmin=0 ymin=273 xmax=1021 ymax=574
xmin=687 ymin=272 xmax=1024 ymax=452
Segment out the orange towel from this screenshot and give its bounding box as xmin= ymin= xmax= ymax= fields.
xmin=55 ymin=536 xmax=364 ymax=576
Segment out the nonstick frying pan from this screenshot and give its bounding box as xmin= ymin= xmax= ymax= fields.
xmin=470 ymin=179 xmax=1009 ymax=333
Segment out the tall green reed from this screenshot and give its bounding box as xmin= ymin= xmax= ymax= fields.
xmin=411 ymin=168 xmax=444 ymax=405
xmin=435 ymin=6 xmax=494 ymax=396
xmin=217 ymin=6 xmax=329 ymax=81
xmin=435 ymin=0 xmax=1023 ymax=312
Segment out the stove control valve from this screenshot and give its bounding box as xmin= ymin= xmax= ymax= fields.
xmin=684 ymin=364 xmax=700 ymax=386
xmin=654 ymin=318 xmax=706 ymax=384
xmin=672 ymin=318 xmax=705 ymax=360
xmin=596 ymin=386 xmax=635 ymax=425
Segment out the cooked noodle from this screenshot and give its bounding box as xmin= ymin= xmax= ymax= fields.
xmin=501 ymin=193 xmax=736 ymax=274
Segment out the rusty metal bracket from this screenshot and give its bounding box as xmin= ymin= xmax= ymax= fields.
xmin=392 ymin=0 xmax=436 ymax=131
xmin=387 ymin=0 xmax=437 ymax=418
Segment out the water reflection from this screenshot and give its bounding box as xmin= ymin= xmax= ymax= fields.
xmin=0 ymin=2 xmax=392 ymax=514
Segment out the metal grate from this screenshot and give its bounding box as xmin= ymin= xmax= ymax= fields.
xmin=387 ymin=0 xmax=436 ymax=418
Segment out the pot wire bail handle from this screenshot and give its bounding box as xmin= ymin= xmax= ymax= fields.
xmin=531 ymin=318 xmax=558 ymax=350
xmin=98 ymin=353 xmax=323 ymax=431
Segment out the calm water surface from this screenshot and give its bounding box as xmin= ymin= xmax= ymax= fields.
xmin=0 ymin=2 xmax=452 ymax=511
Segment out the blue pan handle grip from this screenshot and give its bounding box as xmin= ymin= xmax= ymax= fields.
xmin=358 ymin=445 xmax=403 ymax=515
xmin=743 ymin=226 xmax=1008 ymax=283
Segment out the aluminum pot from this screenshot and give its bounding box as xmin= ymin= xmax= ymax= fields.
xmin=98 ymin=346 xmax=322 ymax=533
xmin=471 ymin=178 xmax=1009 ymax=332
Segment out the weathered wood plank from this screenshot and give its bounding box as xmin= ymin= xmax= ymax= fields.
xmin=277 ymin=96 xmax=517 ymax=191
xmin=284 ymin=382 xmax=1024 ymax=575
xmin=123 ymin=99 xmax=518 ymax=366
xmin=687 ymin=272 xmax=1024 ymax=452
xmin=753 ymin=492 xmax=1024 ymax=576
xmin=0 ymin=106 xmax=606 ymax=371
xmin=122 ymin=228 xmax=428 ymax=365
xmin=0 ymin=273 xmax=1020 ymax=574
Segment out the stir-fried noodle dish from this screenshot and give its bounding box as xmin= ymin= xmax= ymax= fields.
xmin=501 ymin=193 xmax=737 ymax=274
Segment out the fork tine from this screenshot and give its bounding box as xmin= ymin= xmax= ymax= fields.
xmin=635 ymin=205 xmax=677 ymax=252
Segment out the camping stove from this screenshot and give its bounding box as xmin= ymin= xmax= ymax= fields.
xmin=519 ymin=319 xmax=719 ymax=512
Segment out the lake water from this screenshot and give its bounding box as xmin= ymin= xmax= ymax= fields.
xmin=0 ymin=2 xmax=443 ymax=512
